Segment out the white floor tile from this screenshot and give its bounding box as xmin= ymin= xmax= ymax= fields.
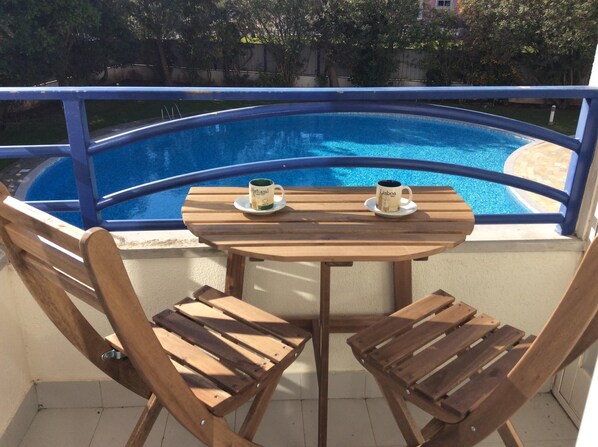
xmin=14 ymin=394 xmax=578 ymax=447
xmin=511 ymin=394 xmax=578 ymax=442
xmin=365 ymin=398 xmax=432 ymax=446
xmin=36 ymin=381 xmax=102 ymax=409
xmin=99 ymin=381 xmax=147 ymax=408
xmin=89 ymin=407 xmax=168 ymax=447
xmin=302 ymin=399 xmax=376 ymax=447
xmin=161 ymin=411 xmax=235 ymax=447
xmin=236 ymin=400 xmax=305 ymax=447
xmin=19 ymin=408 xmax=101 ymax=447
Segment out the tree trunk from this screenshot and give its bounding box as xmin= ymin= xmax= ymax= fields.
xmin=156 ymin=38 xmax=172 ymax=86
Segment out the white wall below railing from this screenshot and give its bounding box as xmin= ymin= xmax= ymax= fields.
xmin=3 ymin=225 xmax=583 ymax=381
xmin=0 ymin=255 xmax=32 ymax=436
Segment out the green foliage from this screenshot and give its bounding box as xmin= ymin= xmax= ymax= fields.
xmin=0 ymin=0 xmax=99 ymax=86
xmin=419 ymin=8 xmax=464 ymax=86
xmin=459 ymin=0 xmax=598 ymax=85
xmin=236 ymin=0 xmax=317 ymax=86
xmin=322 ymin=0 xmax=421 ymax=87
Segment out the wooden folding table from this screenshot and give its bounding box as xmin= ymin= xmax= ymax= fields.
xmin=182 ymin=186 xmax=474 ymax=447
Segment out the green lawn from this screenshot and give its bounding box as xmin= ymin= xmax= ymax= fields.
xmin=0 ymin=99 xmax=581 ymax=172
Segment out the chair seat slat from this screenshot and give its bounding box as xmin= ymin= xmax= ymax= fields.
xmin=441 ymin=336 xmax=536 ymax=416
xmin=152 ymin=327 xmax=255 ymax=395
xmin=415 ymin=325 xmax=525 ymax=400
xmin=370 ymin=302 xmax=477 ymax=369
xmin=193 ymin=286 xmax=311 ymax=348
xmin=153 ymin=309 xmax=275 ymax=380
xmin=347 ymin=290 xmax=455 ymax=354
xmin=175 ymin=298 xmax=291 ymax=362
xmin=391 ymin=314 xmax=500 ymax=387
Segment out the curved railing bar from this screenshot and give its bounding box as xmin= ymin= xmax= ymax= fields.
xmin=88 ymin=102 xmax=580 ymax=156
xmin=26 ymin=200 xmax=81 ymax=213
xmin=0 ymin=144 xmax=71 ymax=158
xmin=95 ymin=156 xmax=569 ymax=211
xmin=1 ymin=85 xmax=597 ymax=102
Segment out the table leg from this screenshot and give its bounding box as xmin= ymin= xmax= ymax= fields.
xmin=225 ymin=252 xmax=246 ymax=299
xmin=393 ymin=260 xmax=412 ymax=310
xmin=317 ymin=262 xmax=331 ymax=447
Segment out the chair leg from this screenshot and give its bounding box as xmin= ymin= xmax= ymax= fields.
xmin=238 ymin=371 xmax=284 ymax=440
xmin=497 ymin=420 xmax=524 ymax=447
xmin=374 ymin=376 xmax=425 ymax=446
xmin=126 ymin=393 xmax=163 ymax=447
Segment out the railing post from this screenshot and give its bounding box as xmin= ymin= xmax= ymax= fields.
xmin=63 ymin=99 xmax=101 ymax=228
xmin=560 ymin=98 xmax=598 ymax=235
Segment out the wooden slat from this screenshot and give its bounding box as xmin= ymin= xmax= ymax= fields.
xmin=182 ymin=200 xmax=471 ymax=213
xmin=200 ymin=232 xmax=466 ymax=248
xmin=104 ymin=334 xmax=233 ymax=412
xmin=347 ymin=290 xmax=455 ymax=354
xmin=175 ymin=298 xmax=292 ymax=362
xmin=153 ymin=309 xmax=275 ymax=380
xmin=370 ymin=302 xmax=477 ymax=369
xmin=187 ymin=186 xmax=458 ymax=196
xmin=21 ymin=252 xmax=103 ymax=312
xmin=188 ymin=220 xmax=475 ymax=236
xmin=441 ymin=336 xmax=536 ymax=416
xmin=5 ymin=223 xmax=93 ymax=287
xmin=182 ymin=210 xmax=473 ymax=224
xmin=391 ymin=314 xmax=500 ymax=386
xmin=415 ymin=325 xmax=526 ymax=400
xmin=193 ymin=286 xmax=310 ymax=348
xmin=171 ymin=360 xmax=232 ymax=411
xmin=152 ymin=327 xmax=254 ymax=394
xmin=0 ymin=195 xmax=83 ymax=255
xmin=229 ymin=244 xmax=449 ymax=262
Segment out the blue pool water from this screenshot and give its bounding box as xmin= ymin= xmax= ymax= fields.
xmin=26 ymin=113 xmax=531 ymax=225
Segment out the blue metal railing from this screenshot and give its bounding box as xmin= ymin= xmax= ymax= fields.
xmin=1 ymin=86 xmax=597 ymax=234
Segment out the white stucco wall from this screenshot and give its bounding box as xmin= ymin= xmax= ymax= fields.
xmin=6 ymin=226 xmax=583 ymax=382
xmin=0 ymin=257 xmax=32 ymax=434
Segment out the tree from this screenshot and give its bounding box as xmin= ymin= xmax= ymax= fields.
xmin=0 ymin=0 xmax=99 ymax=86
xmin=419 ymin=7 xmax=465 ymax=86
xmin=129 ymin=0 xmax=185 ymax=85
xmin=177 ymin=0 xmax=222 ymax=84
xmin=237 ymin=0 xmax=317 ymax=86
xmin=69 ymin=0 xmax=139 ymax=84
xmin=330 ymin=0 xmax=421 ymax=87
xmin=460 ymin=0 xmax=598 ymax=85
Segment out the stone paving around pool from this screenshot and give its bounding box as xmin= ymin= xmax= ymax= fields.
xmin=505 ymin=140 xmax=571 ymax=213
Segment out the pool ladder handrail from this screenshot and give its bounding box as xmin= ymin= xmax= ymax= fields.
xmin=161 ymin=104 xmax=182 ymax=121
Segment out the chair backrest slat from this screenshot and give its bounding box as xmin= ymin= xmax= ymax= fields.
xmin=21 ymin=251 xmax=103 ymax=312
xmin=0 ymin=194 xmax=82 ymax=255
xmin=4 ymin=223 xmax=95 ymax=289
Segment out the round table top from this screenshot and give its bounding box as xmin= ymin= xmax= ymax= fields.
xmin=182 ymin=186 xmax=475 ymax=262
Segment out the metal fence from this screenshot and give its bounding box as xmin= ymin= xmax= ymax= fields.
xmin=0 ymin=86 xmax=597 ymax=235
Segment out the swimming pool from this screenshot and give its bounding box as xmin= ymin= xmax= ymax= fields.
xmin=26 ymin=113 xmax=532 ymax=225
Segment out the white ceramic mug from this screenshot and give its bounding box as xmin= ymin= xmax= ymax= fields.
xmin=376 ymin=180 xmax=413 ymax=213
xmin=249 ymin=178 xmax=285 ymax=210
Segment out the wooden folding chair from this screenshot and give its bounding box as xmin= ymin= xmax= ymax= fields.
xmin=348 ymin=237 xmax=598 ymax=446
xmin=0 ymin=183 xmax=311 ymax=447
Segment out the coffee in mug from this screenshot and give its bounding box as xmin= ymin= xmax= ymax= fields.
xmin=376 ymin=180 xmax=413 ymax=213
xmin=249 ymin=178 xmax=285 ymax=210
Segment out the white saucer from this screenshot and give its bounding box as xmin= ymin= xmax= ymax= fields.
xmin=234 ymin=195 xmax=286 ymax=215
xmin=364 ymin=197 xmax=417 ymax=218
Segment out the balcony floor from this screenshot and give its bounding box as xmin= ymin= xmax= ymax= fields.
xmin=18 ymin=394 xmax=577 ymax=447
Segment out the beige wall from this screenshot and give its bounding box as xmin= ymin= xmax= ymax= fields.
xmin=5 ymin=229 xmax=583 ymax=382
xmin=0 ymin=258 xmax=32 ymax=434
